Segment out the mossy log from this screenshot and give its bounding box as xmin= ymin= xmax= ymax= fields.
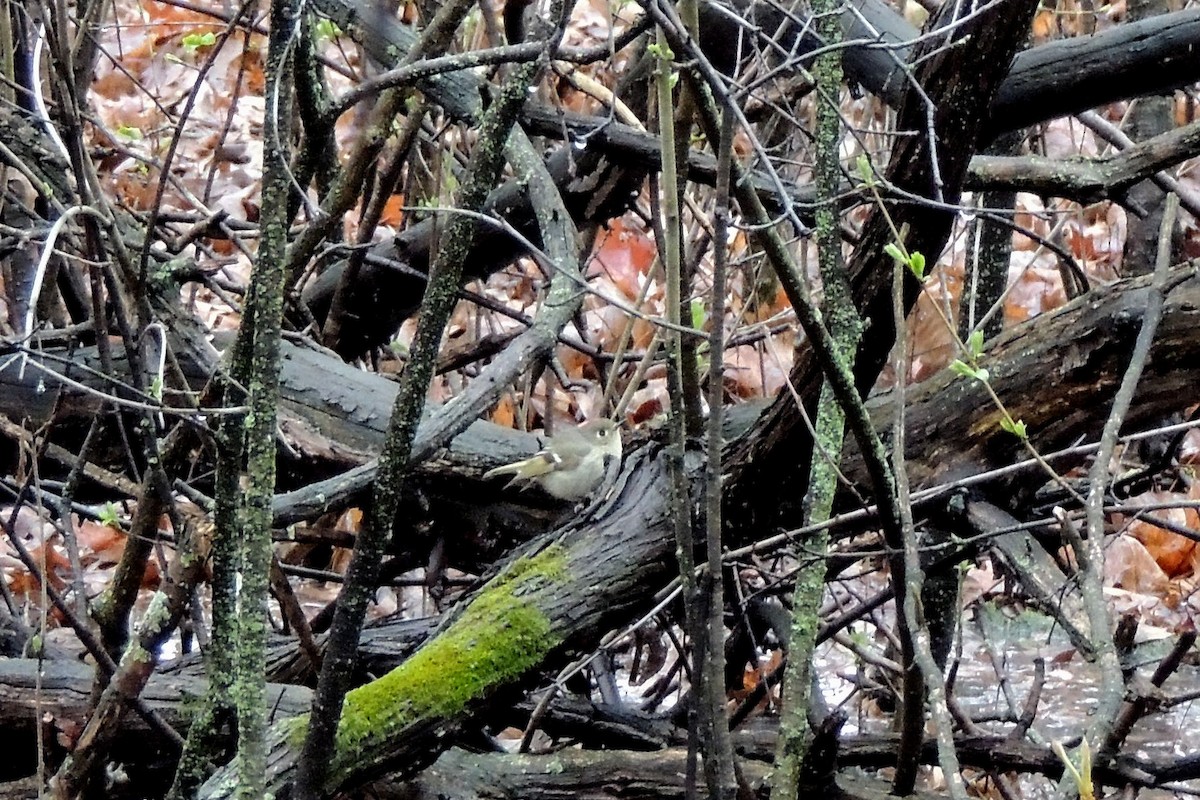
xmin=197 ymin=446 xmax=672 ymax=798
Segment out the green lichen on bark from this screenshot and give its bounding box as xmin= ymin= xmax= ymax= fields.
xmin=772 ymin=1 xmax=859 ymax=794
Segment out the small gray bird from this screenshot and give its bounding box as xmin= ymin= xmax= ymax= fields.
xmin=483 ymin=419 xmax=622 ymax=501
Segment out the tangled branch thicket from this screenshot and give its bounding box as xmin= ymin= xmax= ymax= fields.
xmin=1 ymin=0 xmax=1199 ymax=797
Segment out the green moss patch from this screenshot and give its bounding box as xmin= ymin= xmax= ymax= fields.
xmin=328 ymin=544 xmax=569 ymax=769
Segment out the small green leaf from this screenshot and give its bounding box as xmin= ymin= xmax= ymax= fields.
xmin=856 ymin=154 xmax=874 ymax=186
xmin=907 ymin=251 xmax=926 ymax=279
xmin=181 ymin=31 xmax=216 ymax=51
xmin=115 ymin=124 xmax=143 ymax=141
xmin=647 ymin=42 xmax=674 ymax=61
xmin=884 ymin=242 xmax=905 ymax=264
xmin=100 ymin=502 xmax=120 ymax=527
xmin=967 ymin=330 xmax=984 ymax=359
xmin=1000 ymin=417 xmax=1027 ymax=438
xmin=949 ymin=359 xmax=978 ymax=379
xmin=314 ymin=18 xmax=342 ymax=41
xmin=690 ymin=299 xmax=706 ymax=330
xmin=1052 ymin=738 xmax=1094 ymax=800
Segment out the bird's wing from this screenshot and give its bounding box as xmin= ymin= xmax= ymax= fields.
xmin=483 ymin=450 xmax=559 ymax=480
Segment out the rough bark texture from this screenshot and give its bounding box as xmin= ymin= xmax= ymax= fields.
xmin=849 ymin=269 xmax=1200 ymax=492
xmin=297 ymin=0 xmax=1200 ymax=358
xmin=723 ymin=0 xmax=1040 ymax=537
xmin=6 ymin=2 xmax=1200 ymax=797
xmin=7 ymin=271 xmax=1200 ymax=523
xmin=4 ymin=665 xmax=1197 ymax=797
xmin=197 ymin=446 xmax=673 ymax=797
